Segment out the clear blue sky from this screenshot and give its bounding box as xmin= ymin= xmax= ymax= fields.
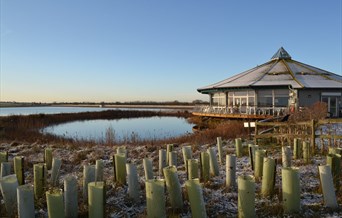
xmin=1 ymin=0 xmax=341 ymax=103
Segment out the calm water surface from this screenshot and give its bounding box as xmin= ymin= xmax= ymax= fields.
xmin=43 ymin=116 xmax=193 ymax=142
xmin=0 ymin=106 xmax=163 ymax=116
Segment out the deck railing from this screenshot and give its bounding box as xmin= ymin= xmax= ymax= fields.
xmin=193 ymin=106 xmax=289 ymax=117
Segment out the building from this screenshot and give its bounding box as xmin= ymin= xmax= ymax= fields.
xmin=196 ymin=47 xmax=342 ymax=118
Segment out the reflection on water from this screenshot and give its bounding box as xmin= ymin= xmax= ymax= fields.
xmin=43 ymin=116 xmax=193 ymax=142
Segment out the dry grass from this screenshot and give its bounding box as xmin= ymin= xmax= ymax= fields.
xmin=289 ymin=101 xmax=328 ymax=122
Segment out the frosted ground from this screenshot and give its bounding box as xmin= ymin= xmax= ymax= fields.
xmin=1 ymin=131 xmax=341 ymax=217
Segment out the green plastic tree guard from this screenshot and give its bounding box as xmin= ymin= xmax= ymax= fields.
xmin=83 ymin=164 xmax=95 ymax=201
xmin=182 ymin=145 xmax=192 ymax=173
xmin=282 ymin=146 xmax=291 ymax=167
xmin=261 ymin=157 xmax=276 ymax=197
xmin=217 ymin=137 xmax=223 ymax=165
xmin=45 ymin=148 xmax=53 ymax=170
xmin=326 ymin=153 xmax=341 ymax=191
xmin=168 ymin=151 xmax=178 ymax=167
xmin=1 ymin=162 xmax=11 ymax=178
xmin=226 ymin=155 xmax=236 ymax=189
xmin=254 ymin=149 xmax=266 ymax=180
xmin=207 ymin=147 xmax=219 ymax=176
xmin=64 ymin=175 xmax=78 ymax=218
xmin=145 ymin=179 xmax=166 ymax=218
xmin=46 ymin=189 xmax=65 ymax=218
xmin=328 ymin=147 xmax=342 ymax=155
xmin=14 ymin=156 xmax=25 ymax=185
xmin=293 ymin=138 xmax=301 ymax=159
xmin=88 ymin=181 xmax=105 ymax=218
xmin=185 ymin=178 xmax=207 ymax=218
xmin=238 ymin=175 xmax=255 ymax=218
xmin=163 ymin=166 xmax=183 ymax=209
xmin=117 ymin=146 xmax=127 ymax=158
xmin=282 ymin=167 xmax=300 ymax=213
xmin=159 ymin=149 xmax=167 ymax=177
xmin=248 ymin=144 xmax=258 ymax=170
xmin=0 ymin=174 xmax=19 ymax=217
xmin=51 ymin=158 xmax=62 ymax=186
xmin=235 ymin=138 xmax=242 ymax=157
xmin=114 ymin=153 xmax=127 ymax=185
xmin=0 ymin=151 xmax=8 ymax=164
xmin=95 ymin=159 xmax=104 ymax=182
xmin=318 ymin=165 xmax=338 ymax=208
xmin=166 ymin=144 xmax=174 ymax=164
xmin=126 ymin=163 xmax=140 ymax=203
xmin=33 ymin=163 xmax=47 ymax=199
xmin=17 ymin=184 xmax=35 ymax=218
xmin=188 ymin=159 xmax=199 ymax=179
xmin=143 ymin=158 xmax=154 ymax=180
xmin=200 ymin=152 xmax=210 ymax=182
xmin=303 ymin=141 xmax=310 ymax=164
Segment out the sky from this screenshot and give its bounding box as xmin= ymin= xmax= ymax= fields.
xmin=1 ymin=0 xmax=341 ymax=103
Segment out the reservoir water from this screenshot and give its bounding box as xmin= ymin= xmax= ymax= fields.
xmin=43 ymin=116 xmax=193 ymax=142
xmin=0 ymin=106 xmax=162 ymax=116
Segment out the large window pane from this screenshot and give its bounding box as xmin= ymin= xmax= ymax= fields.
xmin=257 ymin=90 xmax=272 ymax=107
xmin=274 ymin=97 xmax=288 ymax=107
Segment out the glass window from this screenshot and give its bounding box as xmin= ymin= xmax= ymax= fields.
xmin=257 ymin=90 xmax=272 ymax=107
xmin=248 ymin=97 xmax=255 ymax=106
xmin=234 ymin=91 xmax=247 ymax=96
xmin=228 ymin=97 xmax=233 ymax=106
xmin=212 ymin=93 xmax=226 ymax=106
xmin=274 ymin=96 xmax=289 ymax=107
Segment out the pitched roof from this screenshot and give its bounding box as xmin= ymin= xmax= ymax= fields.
xmin=198 ymin=48 xmax=342 ymax=93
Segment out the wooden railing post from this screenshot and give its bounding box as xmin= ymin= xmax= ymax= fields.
xmin=311 ymin=119 xmax=315 ymax=154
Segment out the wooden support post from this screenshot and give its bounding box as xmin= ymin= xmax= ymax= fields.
xmin=311 ymin=120 xmax=315 ymax=154
xmin=217 ymin=137 xmax=223 ymax=165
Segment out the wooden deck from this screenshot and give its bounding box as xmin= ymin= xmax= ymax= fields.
xmin=192 ymin=112 xmax=272 ymax=120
